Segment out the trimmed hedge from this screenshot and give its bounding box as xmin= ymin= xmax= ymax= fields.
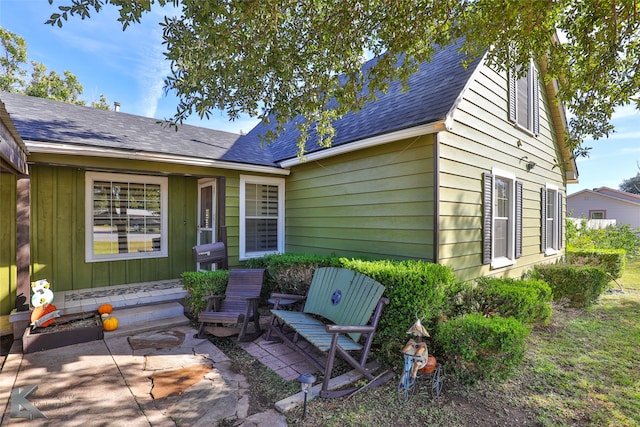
xmin=566 ymin=247 xmax=627 ymax=279
xmin=474 ymin=277 xmax=553 ymax=325
xmin=532 ymin=264 xmax=609 ymax=308
xmin=434 ymin=313 xmax=530 ymax=383
xmin=181 ymin=270 xmax=229 ymax=317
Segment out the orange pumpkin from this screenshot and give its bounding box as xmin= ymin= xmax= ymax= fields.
xmin=98 ymin=303 xmax=113 ymax=315
xmin=30 ymin=303 xmax=58 ymax=327
xmin=419 ymin=355 xmax=437 ymax=374
xmin=102 ymin=316 xmax=119 ymax=331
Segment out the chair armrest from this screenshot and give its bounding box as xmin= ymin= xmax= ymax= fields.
xmin=325 ymin=324 xmax=376 ymax=334
xmin=269 ymin=293 xmax=306 ymax=310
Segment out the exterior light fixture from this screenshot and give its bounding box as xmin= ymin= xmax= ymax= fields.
xmin=298 ymin=373 xmax=316 ymax=419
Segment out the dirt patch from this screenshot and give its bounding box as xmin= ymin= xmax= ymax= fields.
xmin=149 ymin=364 xmax=213 ymax=399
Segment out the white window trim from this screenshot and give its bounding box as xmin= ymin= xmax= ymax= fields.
xmin=491 ymin=168 xmax=516 ymax=269
xmin=85 ymin=172 xmax=168 ymax=262
xmin=239 ymin=175 xmax=285 ymax=260
xmin=545 ymin=183 xmax=560 ymax=256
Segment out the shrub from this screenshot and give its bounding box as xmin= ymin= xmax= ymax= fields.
xmin=244 ymin=253 xmax=338 ymax=297
xmin=474 ymin=277 xmax=553 ymax=325
xmin=567 ymin=220 xmax=640 ymax=258
xmin=181 ymin=270 xmax=229 ymax=317
xmin=339 ymin=258 xmax=455 ymax=366
xmin=566 ymin=247 xmax=627 ymax=279
xmin=532 ymin=264 xmax=609 ymax=308
xmin=434 ymin=313 xmax=530 ymax=383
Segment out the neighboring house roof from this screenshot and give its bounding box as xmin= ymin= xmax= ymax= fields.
xmin=568 ymin=187 xmax=640 ymax=206
xmin=244 ymin=39 xmax=484 ymax=163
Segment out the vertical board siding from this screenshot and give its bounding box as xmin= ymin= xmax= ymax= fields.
xmin=0 ymin=173 xmax=17 ymax=315
xmin=286 ymin=135 xmax=436 ymax=260
xmin=439 ymin=65 xmax=566 ymax=281
xmin=29 ymin=165 xmax=211 ymax=290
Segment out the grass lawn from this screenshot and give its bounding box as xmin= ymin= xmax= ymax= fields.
xmin=216 ymin=259 xmax=640 ymax=426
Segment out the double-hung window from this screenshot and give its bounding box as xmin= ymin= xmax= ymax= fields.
xmin=239 ymin=175 xmax=284 ymax=259
xmin=483 ymin=169 xmax=522 ymax=268
xmin=509 ymin=60 xmax=540 ymax=135
xmin=85 ymin=172 xmax=168 ymax=262
xmin=542 ymin=184 xmax=562 ymax=255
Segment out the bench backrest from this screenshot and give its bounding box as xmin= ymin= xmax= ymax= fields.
xmin=303 ymin=267 xmax=385 ymax=341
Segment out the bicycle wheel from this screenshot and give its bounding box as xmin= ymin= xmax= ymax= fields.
xmin=431 ymin=364 xmax=444 ymax=397
xmin=397 ymin=372 xmax=419 ymax=403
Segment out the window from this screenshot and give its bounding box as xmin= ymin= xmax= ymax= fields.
xmin=509 ymin=61 xmax=540 ymax=135
xmin=590 ymin=211 xmax=605 ymax=219
xmin=483 ymin=170 xmax=522 ymax=268
xmin=85 ymin=172 xmax=168 ymax=262
xmin=239 ymin=175 xmax=284 ymax=259
xmin=541 ymin=184 xmax=562 ymax=255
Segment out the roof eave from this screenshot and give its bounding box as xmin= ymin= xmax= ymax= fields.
xmin=278 ymin=121 xmax=446 ymax=168
xmin=25 ymin=140 xmax=290 ymax=176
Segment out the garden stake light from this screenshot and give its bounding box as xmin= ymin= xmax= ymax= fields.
xmin=298 ymin=373 xmax=316 ymax=419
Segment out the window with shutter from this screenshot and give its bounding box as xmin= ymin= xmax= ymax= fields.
xmin=508 ymin=60 xmax=540 ymax=135
xmin=542 ymin=184 xmax=562 ymax=255
xmin=483 ymin=169 xmax=522 ymax=268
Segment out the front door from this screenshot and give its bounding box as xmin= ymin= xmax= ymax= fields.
xmin=197 ymin=180 xmax=216 ymax=271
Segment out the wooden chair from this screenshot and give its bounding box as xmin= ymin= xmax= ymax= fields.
xmin=197 ymin=268 xmax=265 ymax=341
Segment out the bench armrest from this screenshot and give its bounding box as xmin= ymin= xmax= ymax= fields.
xmin=270 ymin=293 xmax=306 ymax=301
xmin=325 ymin=324 xmax=376 ymax=334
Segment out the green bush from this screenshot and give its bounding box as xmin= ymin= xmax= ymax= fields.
xmin=181 ymin=270 xmax=229 ymax=317
xmin=531 ymin=264 xmax=609 ymax=308
xmin=567 ymin=220 xmax=640 ymax=258
xmin=434 ymin=313 xmax=530 ymax=383
xmin=244 ymin=253 xmax=338 ymax=297
xmin=474 ymin=277 xmax=553 ymax=325
xmin=339 ymin=258 xmax=454 ymax=366
xmin=566 ymin=247 xmax=627 ymax=279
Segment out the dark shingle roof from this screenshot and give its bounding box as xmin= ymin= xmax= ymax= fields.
xmin=0 ymin=91 xmax=277 ymax=167
xmin=1 ymin=41 xmax=481 ymax=168
xmin=244 ymin=40 xmax=483 ymax=162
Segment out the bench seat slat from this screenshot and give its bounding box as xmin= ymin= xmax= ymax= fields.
xmin=272 ymin=310 xmax=362 ymax=352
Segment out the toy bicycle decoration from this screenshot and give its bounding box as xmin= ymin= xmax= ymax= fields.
xmin=398 ymin=317 xmax=444 ymax=403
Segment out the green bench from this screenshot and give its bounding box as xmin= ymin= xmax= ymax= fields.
xmin=268 ymin=267 xmax=391 ymax=398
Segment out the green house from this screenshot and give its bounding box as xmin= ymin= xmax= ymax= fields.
xmin=0 ymin=41 xmax=577 ymax=319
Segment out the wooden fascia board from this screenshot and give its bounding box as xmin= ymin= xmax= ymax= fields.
xmin=25 ymin=140 xmax=290 ymax=176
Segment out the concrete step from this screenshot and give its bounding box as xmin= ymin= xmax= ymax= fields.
xmin=102 ymin=302 xmax=191 ymax=338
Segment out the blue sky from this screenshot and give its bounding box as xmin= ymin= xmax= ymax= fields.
xmin=1 ymin=1 xmax=639 ymax=194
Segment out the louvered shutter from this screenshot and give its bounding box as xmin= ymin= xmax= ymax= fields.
xmin=515 ymin=181 xmax=523 ymax=259
xmin=483 ymin=173 xmax=493 ymax=265
xmin=508 ymin=70 xmax=517 ymax=123
xmin=541 ymin=187 xmax=547 ymax=252
xmin=558 ymin=191 xmax=563 ymax=249
xmin=532 ymin=67 xmax=540 ymax=135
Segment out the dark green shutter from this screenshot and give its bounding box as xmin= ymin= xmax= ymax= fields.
xmin=516 ymin=181 xmax=523 ymax=259
xmin=541 ymin=187 xmax=547 ymax=252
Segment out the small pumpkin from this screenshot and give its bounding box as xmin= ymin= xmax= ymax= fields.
xmin=30 ymin=303 xmax=58 ymax=327
xmin=102 ymin=316 xmax=119 ymax=331
xmin=419 ymin=355 xmax=437 ymax=374
xmin=98 ymin=303 xmax=113 ymax=315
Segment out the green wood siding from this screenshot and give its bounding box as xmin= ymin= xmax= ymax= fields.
xmin=438 ymin=63 xmax=566 ymax=281
xmin=0 ymin=173 xmax=17 ymax=315
xmin=28 ymin=165 xmax=228 ymax=290
xmin=286 ymin=136 xmax=436 ymax=260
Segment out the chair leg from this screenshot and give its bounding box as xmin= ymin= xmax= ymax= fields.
xmin=197 ymin=322 xmax=206 ymax=338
